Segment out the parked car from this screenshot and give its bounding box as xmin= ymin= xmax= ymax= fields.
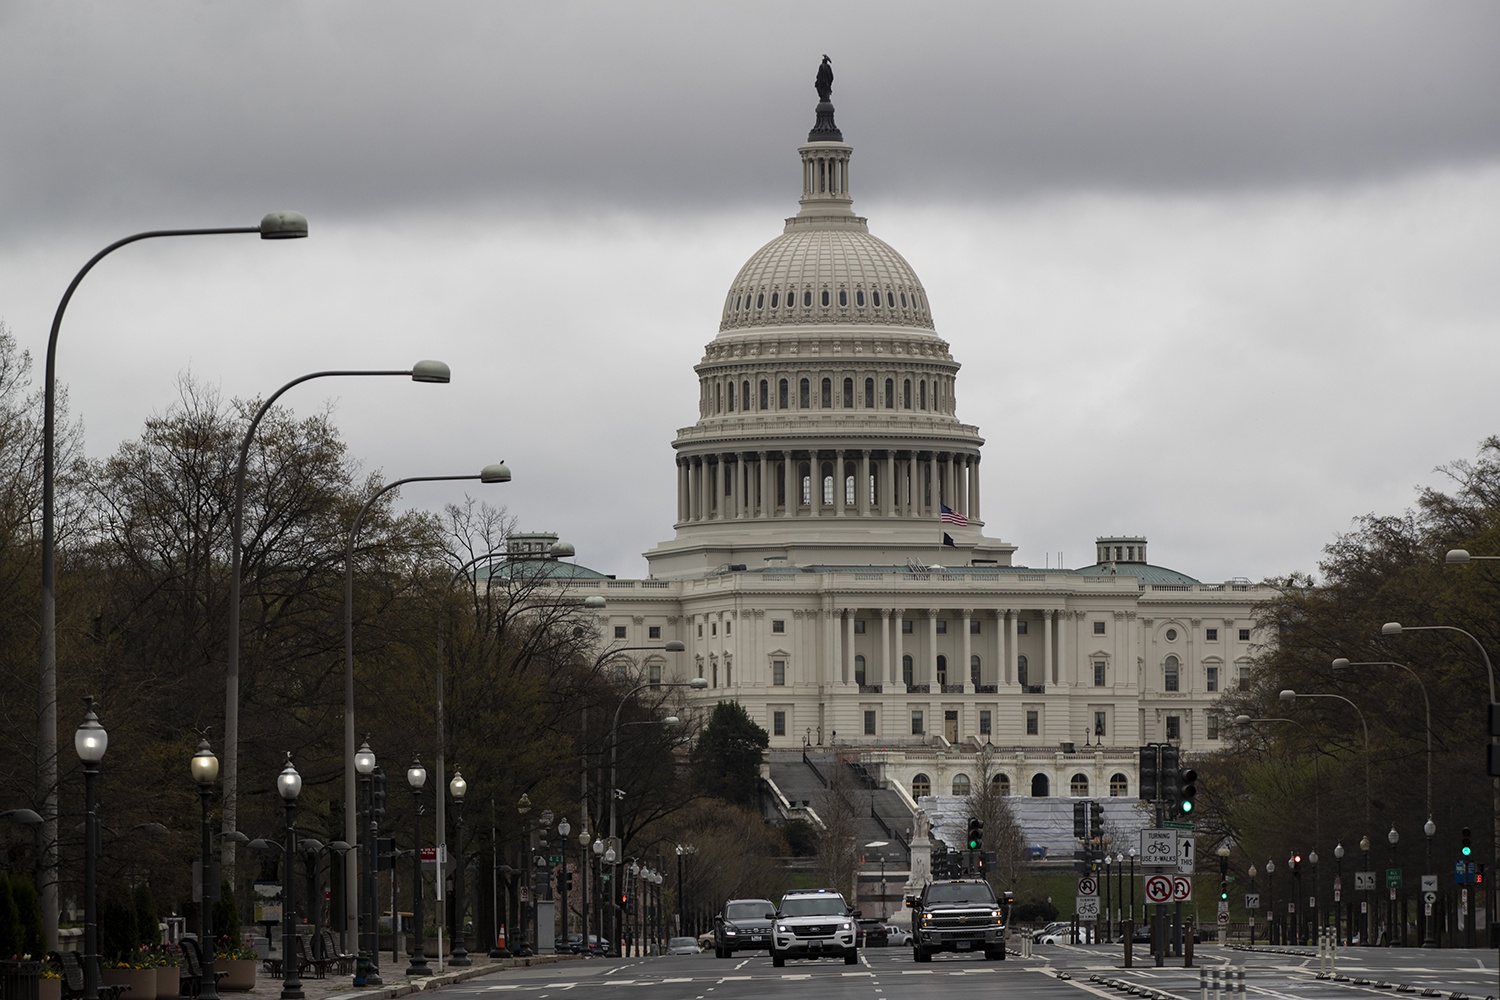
xmin=883 ymin=925 xmax=912 ymax=947
xmin=565 ymin=932 xmax=611 ymax=956
xmin=1032 ymin=921 xmax=1071 ymax=944
xmin=667 ymin=936 xmax=702 ymax=955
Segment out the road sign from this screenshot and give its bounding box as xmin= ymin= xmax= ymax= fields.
xmin=1355 ymin=870 xmax=1375 ymax=891
xmin=1217 ymin=910 xmax=1230 ymax=925
xmin=1145 ymin=874 xmax=1174 ymax=903
xmin=1140 ymin=829 xmax=1177 ymax=867
xmin=1163 ymin=820 xmax=1195 ymax=830
xmin=1245 ymin=893 xmax=1261 ymax=909
xmin=1424 ymin=891 xmax=1438 ymax=905
xmin=1421 ymin=875 xmax=1437 ymax=892
xmin=1078 ymin=876 xmax=1099 ymax=897
xmin=1077 ymin=896 xmax=1101 ymax=919
xmin=1387 ymin=868 xmax=1403 ymax=889
xmin=1172 ymin=875 xmax=1194 ymax=902
xmin=1178 ymin=837 xmax=1196 ymax=875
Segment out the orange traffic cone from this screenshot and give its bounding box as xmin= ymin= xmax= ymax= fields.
xmin=496 ymin=925 xmax=507 ymax=951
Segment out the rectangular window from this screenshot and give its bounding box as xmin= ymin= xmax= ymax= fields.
xmin=697 ymin=623 xmax=703 ymax=638
xmin=1238 ymin=666 xmax=1251 ymax=691
xmin=1166 ymin=716 xmax=1180 ymax=741
xmin=1016 ymin=621 xmax=1028 ymax=635
xmin=1093 ymin=661 xmax=1106 ymax=687
xmin=1093 ymin=620 xmax=1106 ymax=635
xmin=1025 ymin=710 xmax=1038 ymax=735
xmin=901 ymin=619 xmax=914 ymax=634
xmin=970 ymin=620 xmax=981 ymax=635
xmin=1206 ymin=628 xmax=1218 ymax=641
xmin=979 ymin=710 xmax=992 ymax=736
xmin=936 ymin=620 xmax=947 ymax=634
xmin=726 ymin=621 xmax=731 ymax=636
xmin=1094 ymin=711 xmax=1107 ymax=737
xmin=711 ymin=622 xmax=717 ymax=636
xmin=648 ymin=625 xmax=661 ymax=639
xmin=1206 ymin=666 xmax=1219 ymax=692
xmin=854 ymin=619 xmax=866 ymax=634
xmin=911 ymin=710 xmax=924 ymax=735
xmin=614 ymin=625 xmax=627 ymax=639
xmin=864 ymin=710 xmax=876 ymax=736
xmin=1207 ymin=714 xmax=1220 ymax=740
xmin=773 ymin=711 xmax=786 ymax=737
xmin=1239 ymin=628 xmax=1251 ymax=641
xmin=772 ymin=660 xmax=786 ymax=686
xmin=772 ymin=619 xmax=785 ymax=634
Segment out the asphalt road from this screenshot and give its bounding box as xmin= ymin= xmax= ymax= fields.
xmin=419 ymin=943 xmax=1500 ymax=1000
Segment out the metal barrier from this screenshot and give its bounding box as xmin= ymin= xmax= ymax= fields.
xmin=1316 ymin=927 xmax=1337 ymax=978
xmin=0 ymin=960 xmax=40 ymax=1000
xmin=1199 ymin=966 xmax=1246 ymax=1000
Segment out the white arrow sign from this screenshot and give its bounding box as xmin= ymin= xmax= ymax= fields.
xmin=1177 ymin=837 xmax=1196 ymax=874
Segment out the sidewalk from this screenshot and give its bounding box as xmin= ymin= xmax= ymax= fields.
xmin=235 ymin=953 xmax=577 ymax=1000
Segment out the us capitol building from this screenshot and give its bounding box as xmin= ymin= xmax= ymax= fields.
xmin=536 ymin=68 xmax=1270 ymax=806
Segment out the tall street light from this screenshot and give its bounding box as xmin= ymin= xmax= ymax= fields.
xmin=340 ymin=462 xmax=510 ymax=948
xmin=277 ymin=756 xmax=304 ymax=1000
xmin=353 ymin=742 xmax=382 ymax=987
xmin=1381 ymin=614 xmax=1500 ymax=929
xmin=1333 ymin=655 xmax=1436 ymax=944
xmin=191 ymin=738 xmax=222 ymax=1000
xmin=1387 ymin=824 xmax=1399 ymax=946
xmin=405 ymin=758 xmax=429 ymax=976
xmin=38 ymin=211 xmax=307 ymax=952
xmin=449 ymin=772 xmax=470 ymax=967
xmin=607 ymin=665 xmax=704 ymax=955
xmin=75 ymin=699 xmax=107 ymax=1000
xmin=220 ymin=361 xmax=455 ymax=889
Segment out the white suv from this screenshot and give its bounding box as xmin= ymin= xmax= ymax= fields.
xmin=772 ymin=889 xmax=859 ymax=967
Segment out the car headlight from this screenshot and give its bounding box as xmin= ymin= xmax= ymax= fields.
xmin=840 ymin=921 xmax=851 ymax=931
xmin=992 ymin=910 xmax=1003 ymax=921
xmin=724 ymin=927 xmax=738 ymax=936
xmin=777 ymin=924 xmax=790 ymax=933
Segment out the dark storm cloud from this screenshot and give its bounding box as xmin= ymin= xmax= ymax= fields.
xmin=2 ymin=0 xmax=1497 ymax=243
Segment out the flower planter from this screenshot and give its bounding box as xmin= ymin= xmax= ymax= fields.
xmin=155 ymin=965 xmax=180 ymax=998
xmin=101 ymin=967 xmax=157 ymax=1000
xmin=216 ymin=958 xmax=257 ymax=992
xmin=39 ymin=978 xmax=62 ymax=1000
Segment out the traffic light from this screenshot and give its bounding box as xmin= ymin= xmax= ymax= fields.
xmin=967 ymin=817 xmax=984 ymax=851
xmin=564 ymin=871 xmax=575 ymax=892
xmin=1463 ymin=827 xmax=1473 ymax=857
xmin=618 ymin=891 xmax=628 ymax=909
xmin=1219 ymin=880 xmax=1229 ymax=901
xmin=1178 ymin=767 xmax=1198 ymax=815
xmin=1089 ymin=800 xmax=1105 ymax=838
xmin=371 ymin=767 xmax=387 ymax=821
xmin=1477 ymin=863 xmax=1486 ymax=885
xmin=1160 ymin=745 xmax=1181 ymax=805
xmin=1139 ymin=745 xmax=1159 ymax=802
xmin=1073 ymin=801 xmax=1087 ymax=839
xmin=1291 ymin=853 xmax=1302 ymax=875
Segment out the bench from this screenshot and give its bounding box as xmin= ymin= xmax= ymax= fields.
xmin=55 ymin=950 xmax=131 ymax=1000
xmin=177 ymin=939 xmax=228 ymax=998
xmin=292 ymin=934 xmax=335 ymax=979
xmin=315 ymin=930 xmax=355 ymax=975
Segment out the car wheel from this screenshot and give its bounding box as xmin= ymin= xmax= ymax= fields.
xmin=771 ymin=952 xmax=784 ymax=968
xmin=845 ymin=949 xmax=858 ymax=965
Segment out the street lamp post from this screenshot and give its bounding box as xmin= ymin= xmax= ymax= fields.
xmin=38 ymin=213 xmax=307 ymax=952
xmin=1116 ymin=852 xmax=1125 ymax=940
xmin=1310 ymin=849 xmax=1320 ymax=941
xmin=557 ymin=817 xmax=571 ymax=955
xmin=1423 ymin=818 xmax=1437 ymax=947
xmin=1334 ymin=844 xmax=1345 ymax=945
xmin=342 ymin=462 xmax=509 ymax=946
xmin=278 ymin=756 xmax=304 ymax=1000
xmin=405 ymin=759 xmax=429 ymax=976
xmin=76 ymin=700 xmax=107 ymax=1000
xmin=191 ymin=738 xmax=222 ymax=1000
xmin=1248 ymin=865 xmax=1258 ymax=946
xmin=1102 ymin=852 xmax=1112 ymax=942
xmin=1265 ymin=859 xmax=1276 ymax=945
xmin=1387 ymin=825 xmax=1399 ymax=947
xmin=1361 ymin=835 xmax=1372 ymax=947
xmin=1128 ymin=848 xmax=1137 ymax=926
xmin=607 ymin=665 xmax=704 ymax=956
xmin=593 ymin=839 xmax=606 ymax=950
xmin=449 ymin=772 xmax=470 ymax=967
xmin=353 ymin=742 xmax=382 ymax=986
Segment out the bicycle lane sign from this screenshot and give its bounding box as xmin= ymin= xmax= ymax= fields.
xmin=1140 ymin=829 xmax=1178 ymax=867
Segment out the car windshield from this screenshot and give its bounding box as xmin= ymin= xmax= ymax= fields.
xmin=925 ymin=883 xmax=996 ymax=904
xmin=669 ymin=937 xmax=697 ymax=948
xmin=780 ymin=894 xmax=847 ymax=916
xmin=725 ymin=902 xmax=770 ymax=920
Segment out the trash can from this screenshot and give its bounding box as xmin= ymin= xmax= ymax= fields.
xmin=0 ymin=959 xmax=40 ymax=1000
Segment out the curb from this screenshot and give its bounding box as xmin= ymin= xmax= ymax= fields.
xmin=323 ymin=956 xmax=576 ymax=1000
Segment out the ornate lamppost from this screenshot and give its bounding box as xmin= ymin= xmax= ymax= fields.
xmin=1334 ymin=844 xmax=1345 ymax=945
xmin=191 ymin=738 xmax=222 ymax=1000
xmin=556 ymin=817 xmax=571 ymax=954
xmin=76 ymin=700 xmax=107 ymax=1000
xmin=353 ymin=742 xmax=382 ymax=986
xmin=1265 ymin=858 xmax=1276 ymax=945
xmin=405 ymin=758 xmax=429 ymax=975
xmin=1248 ymin=865 xmax=1258 ymax=945
xmin=278 ymin=756 xmax=304 ymax=1000
xmin=1387 ymin=825 xmax=1399 ymax=947
xmin=1360 ymin=835 xmax=1372 ymax=946
xmin=449 ymin=772 xmax=470 ymax=966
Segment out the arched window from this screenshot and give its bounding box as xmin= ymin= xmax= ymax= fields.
xmin=1070 ymin=773 xmax=1089 ymax=797
xmin=1030 ymin=774 xmax=1050 ymax=797
xmin=843 ymin=378 xmax=854 ymax=408
xmin=854 ymin=654 xmax=866 ymax=685
xmin=803 ymin=290 xmax=813 ymax=308
xmin=838 ymin=289 xmax=847 ymax=306
xmin=822 ymin=467 xmax=834 ymax=506
xmin=770 ymin=291 xmax=779 ymax=309
xmin=951 ymin=774 xmax=971 ymax=796
xmin=778 ymin=379 xmax=788 ymax=409
xmin=821 ymin=289 xmax=830 ymax=307
xmin=800 ymin=466 xmax=811 ymax=506
xmin=864 ymin=378 xmax=875 ymax=408
xmin=902 ymin=654 xmax=914 ymax=687
xmin=970 ymin=655 xmax=981 ymax=686
xmin=844 ymin=472 xmax=855 ymax=507
xmin=799 ymin=378 xmax=810 ymax=408
xmin=991 ymin=773 xmax=1011 ymax=796
xmin=743 ymin=380 xmax=751 ymax=410
xmin=919 ymin=380 xmax=927 ymax=409
xmin=912 ymin=774 xmax=931 ymax=798
xmin=1018 ymin=654 xmax=1030 ymax=688
xmin=755 ymin=292 xmax=764 ymax=309
xmin=884 ymin=378 xmax=895 ymax=408
xmin=727 ymin=381 xmax=735 ymax=412
xmin=936 ymin=655 xmax=948 ymax=685
xmin=903 ymin=379 xmax=912 ymax=409
xmin=1110 ymin=772 xmax=1130 ymax=797
xmin=856 ymin=289 xmax=866 ymax=307
xmin=759 ymin=380 xmax=769 ymax=410
xmin=1164 ymin=655 xmax=1180 ymax=692
xmin=821 ymin=378 xmax=832 ymax=408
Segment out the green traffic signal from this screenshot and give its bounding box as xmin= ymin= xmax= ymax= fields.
xmin=1463 ymin=827 xmax=1473 ymax=857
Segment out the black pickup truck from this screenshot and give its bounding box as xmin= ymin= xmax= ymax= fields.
xmin=906 ymin=879 xmax=1013 ymax=962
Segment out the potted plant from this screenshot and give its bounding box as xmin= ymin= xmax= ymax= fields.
xmin=39 ymin=956 xmax=62 ymax=1000
xmin=213 ymin=936 xmax=258 ymax=991
xmin=100 ymin=948 xmax=158 ymax=1000
xmin=147 ymin=942 xmax=180 ymax=997
xmin=99 ymin=900 xmax=156 ymax=1000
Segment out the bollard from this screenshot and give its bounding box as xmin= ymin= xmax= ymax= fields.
xmin=1200 ymin=967 xmax=1209 ymax=1000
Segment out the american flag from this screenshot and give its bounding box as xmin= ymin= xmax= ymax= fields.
xmin=940 ymin=503 xmax=968 ymax=526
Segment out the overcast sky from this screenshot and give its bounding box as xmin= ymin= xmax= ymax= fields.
xmin=3 ymin=1 xmax=1498 ymax=584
